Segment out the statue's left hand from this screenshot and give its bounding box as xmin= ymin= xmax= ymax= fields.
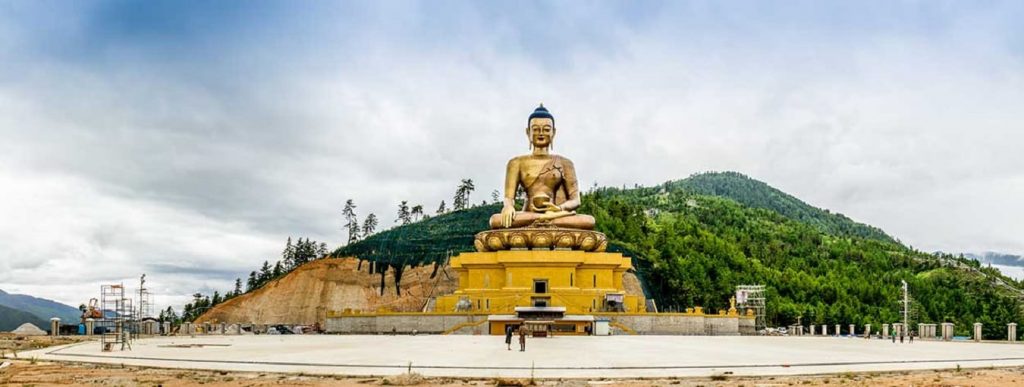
xmin=540 ymin=202 xmax=562 ymax=213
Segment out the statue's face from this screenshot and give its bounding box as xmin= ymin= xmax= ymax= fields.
xmin=527 ymin=117 xmax=555 ymax=148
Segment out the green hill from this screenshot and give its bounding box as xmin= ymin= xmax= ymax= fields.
xmin=0 ymin=304 xmax=49 ymax=332
xmin=581 ymin=184 xmax=1022 ymax=338
xmin=671 ymin=172 xmax=894 ymax=243
xmin=322 ymin=172 xmax=1024 ymax=339
xmin=0 ymin=289 xmax=81 ymax=323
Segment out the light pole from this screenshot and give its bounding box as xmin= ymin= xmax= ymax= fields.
xmin=901 ymin=280 xmax=909 ymax=334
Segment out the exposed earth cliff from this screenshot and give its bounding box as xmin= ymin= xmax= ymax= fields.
xmin=196 ymin=257 xmax=455 ymax=325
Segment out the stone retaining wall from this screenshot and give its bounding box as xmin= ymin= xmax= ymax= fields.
xmin=599 ymin=314 xmax=745 ymax=335
xmin=326 ymin=313 xmax=754 ymax=335
xmin=325 ymin=314 xmax=488 ymax=335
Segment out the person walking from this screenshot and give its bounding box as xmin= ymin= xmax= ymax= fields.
xmin=518 ymin=325 xmax=527 ymax=352
xmin=505 ymin=325 xmax=514 ymax=351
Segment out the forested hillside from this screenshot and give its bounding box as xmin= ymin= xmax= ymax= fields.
xmin=672 ymin=172 xmax=894 ymax=243
xmin=581 ymin=182 xmax=1022 ymax=338
xmin=214 ymin=171 xmax=1022 ymax=339
xmin=0 ymin=304 xmax=48 ymax=332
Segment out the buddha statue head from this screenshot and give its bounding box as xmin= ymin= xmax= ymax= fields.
xmin=527 ymin=104 xmax=555 ymax=150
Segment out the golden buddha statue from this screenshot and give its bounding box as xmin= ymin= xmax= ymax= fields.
xmin=475 ymin=104 xmax=605 ymax=252
xmin=488 ymin=104 xmax=596 ymax=230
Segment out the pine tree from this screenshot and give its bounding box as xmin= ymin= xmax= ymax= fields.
xmin=363 ymin=213 xmax=378 ymax=238
xmin=411 ymin=205 xmax=424 ymax=221
xmin=317 ymin=242 xmax=328 ymax=259
xmin=342 ymin=199 xmax=360 ymax=244
xmin=282 ymin=237 xmax=295 ymax=269
xmin=246 ymin=271 xmax=257 ymax=292
xmin=396 ymin=201 xmax=411 ymax=224
xmin=436 ymin=200 xmax=447 ymax=215
xmin=453 ymin=178 xmax=475 ymax=210
xmin=233 ymin=278 xmax=242 ymax=295
xmin=272 ymin=261 xmax=283 ymax=277
xmin=211 ymin=291 xmax=222 ymax=306
xmin=293 ymin=238 xmax=309 ymax=266
xmin=259 ymin=261 xmax=272 ymax=284
xmin=453 ymin=187 xmax=464 ymax=210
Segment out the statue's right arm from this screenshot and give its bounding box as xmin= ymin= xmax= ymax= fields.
xmin=500 ymin=158 xmax=520 ymax=228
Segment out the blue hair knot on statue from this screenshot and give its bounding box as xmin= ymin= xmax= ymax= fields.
xmin=528 ymin=103 xmax=554 ymax=126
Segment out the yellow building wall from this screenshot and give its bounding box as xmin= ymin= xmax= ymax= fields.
xmin=435 ymin=250 xmax=645 ymax=314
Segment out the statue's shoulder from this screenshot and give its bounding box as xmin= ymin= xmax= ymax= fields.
xmin=508 ymin=155 xmax=530 ymax=163
xmin=506 ymin=154 xmax=531 ymax=168
xmin=551 ymin=154 xmax=575 ymax=167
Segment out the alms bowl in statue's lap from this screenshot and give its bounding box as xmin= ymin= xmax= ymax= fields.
xmin=474 ymin=227 xmax=608 ymax=252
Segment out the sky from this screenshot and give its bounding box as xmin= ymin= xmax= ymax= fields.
xmin=1 ymin=1 xmax=1023 ymax=311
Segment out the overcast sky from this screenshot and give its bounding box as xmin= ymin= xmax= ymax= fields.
xmin=1 ymin=1 xmax=1023 ymax=311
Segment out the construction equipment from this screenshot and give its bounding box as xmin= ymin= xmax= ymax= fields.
xmin=81 ymin=298 xmax=102 ymax=321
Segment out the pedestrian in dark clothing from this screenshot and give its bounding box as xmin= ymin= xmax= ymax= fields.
xmin=900 ymin=333 xmax=904 ymax=343
xmin=518 ymin=325 xmax=527 ymax=352
xmin=505 ymin=325 xmax=514 ymax=350
xmin=909 ymin=332 xmax=914 ymax=343
xmin=891 ymin=332 xmax=896 ymax=343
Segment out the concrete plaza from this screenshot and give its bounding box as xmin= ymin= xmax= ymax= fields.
xmin=12 ymin=335 xmax=1024 ymax=378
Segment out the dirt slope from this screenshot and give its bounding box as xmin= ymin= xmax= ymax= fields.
xmin=196 ymin=258 xmax=458 ymax=325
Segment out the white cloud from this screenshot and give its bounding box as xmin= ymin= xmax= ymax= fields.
xmin=1 ymin=2 xmax=1023 ymax=311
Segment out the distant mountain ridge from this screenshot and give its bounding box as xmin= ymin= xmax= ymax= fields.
xmin=967 ymin=252 xmax=1024 ymax=268
xmin=0 ymin=289 xmax=81 ymax=323
xmin=668 ymin=172 xmax=895 ymax=243
xmin=0 ymin=304 xmax=49 ymax=332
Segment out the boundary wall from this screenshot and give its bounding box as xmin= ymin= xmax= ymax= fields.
xmin=325 ymin=311 xmax=755 ymax=335
xmin=325 ymin=313 xmax=489 ymax=335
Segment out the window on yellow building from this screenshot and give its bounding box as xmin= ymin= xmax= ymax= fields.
xmin=534 ymin=279 xmax=548 ymax=294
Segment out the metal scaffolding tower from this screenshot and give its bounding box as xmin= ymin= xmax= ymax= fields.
xmin=899 ymin=280 xmax=919 ymax=331
xmin=736 ymin=285 xmax=767 ymax=331
xmin=99 ymin=284 xmax=134 ymax=351
xmin=138 ymin=274 xmax=153 ymax=320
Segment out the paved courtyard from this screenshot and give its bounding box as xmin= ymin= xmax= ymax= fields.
xmin=12 ymin=335 xmax=1024 ymax=378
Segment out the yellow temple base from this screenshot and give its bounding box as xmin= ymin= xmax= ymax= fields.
xmin=434 ymin=250 xmax=646 ymax=315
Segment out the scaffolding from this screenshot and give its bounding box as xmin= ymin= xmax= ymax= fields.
xmin=99 ymin=284 xmax=134 ymax=351
xmin=900 ymin=280 xmax=920 ymax=331
xmin=736 ymin=285 xmax=767 ymax=331
xmin=138 ymin=274 xmax=153 ymax=320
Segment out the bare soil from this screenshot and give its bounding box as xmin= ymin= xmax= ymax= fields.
xmin=3 ymin=359 xmax=1023 ymax=386
xmin=0 ymin=333 xmax=89 ymax=358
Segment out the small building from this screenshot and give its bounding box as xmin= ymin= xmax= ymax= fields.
xmin=487 ymin=306 xmax=594 ymax=336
